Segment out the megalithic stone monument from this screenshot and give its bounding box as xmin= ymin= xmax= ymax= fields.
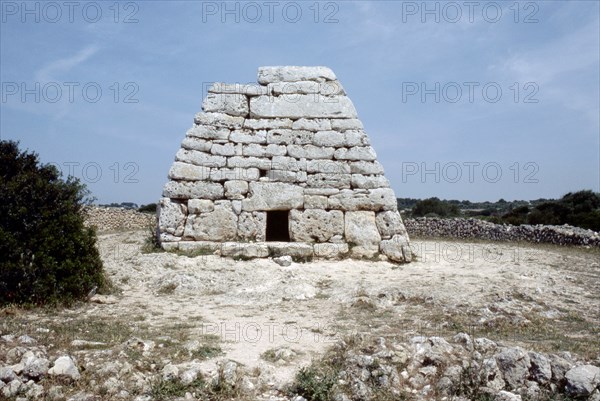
xmin=158 ymin=66 xmax=412 ymax=263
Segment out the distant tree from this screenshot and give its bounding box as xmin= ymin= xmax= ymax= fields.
xmin=138 ymin=203 xmax=157 ymax=213
xmin=0 ymin=141 xmax=106 ymax=306
xmin=412 ymin=197 xmax=461 ymax=218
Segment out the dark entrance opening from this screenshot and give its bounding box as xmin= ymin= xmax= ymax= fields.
xmin=266 ymin=211 xmax=290 ymax=242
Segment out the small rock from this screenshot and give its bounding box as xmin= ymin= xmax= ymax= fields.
xmin=2 ymin=379 xmax=22 ymax=398
xmin=273 ymin=255 xmax=292 ymax=267
xmin=71 ymin=339 xmax=106 ymax=348
xmin=222 ymin=360 xmax=238 ymax=385
xmin=18 ymin=335 xmax=36 ymax=345
xmin=495 ymin=390 xmax=522 ymax=401
xmin=0 ymin=366 xmax=17 ymax=383
xmin=495 ymin=347 xmax=530 ymax=389
xmin=565 ymin=364 xmax=600 ymax=397
xmin=23 ymin=355 xmax=50 ymax=380
xmin=89 ymin=294 xmax=118 ymax=304
xmin=162 ymin=364 xmax=179 ymax=381
xmin=48 ymin=356 xmax=80 ymax=381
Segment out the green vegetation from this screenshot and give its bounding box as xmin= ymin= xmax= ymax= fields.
xmin=0 ymin=141 xmax=107 ymax=306
xmin=139 ymin=203 xmax=157 ymax=213
xmin=399 ymin=190 xmax=600 ymax=231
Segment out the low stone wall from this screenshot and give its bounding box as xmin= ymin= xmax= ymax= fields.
xmin=83 ymin=207 xmax=155 ymax=232
xmin=404 ymin=217 xmax=600 ymax=247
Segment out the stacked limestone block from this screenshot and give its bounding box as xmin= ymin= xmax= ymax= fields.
xmin=158 ymin=66 xmax=411 ymax=262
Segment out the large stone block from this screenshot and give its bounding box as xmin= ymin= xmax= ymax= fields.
xmin=257 ymin=66 xmax=336 ymax=84
xmin=307 ymin=173 xmax=351 ymax=189
xmin=168 ymin=162 xmax=210 ymax=181
xmin=344 ymin=130 xmax=370 ymax=147
xmin=328 ymin=188 xmax=397 ymax=211
xmin=187 ymin=125 xmax=230 ymax=141
xmin=229 ymin=129 xmax=267 ymax=144
xmin=267 ymin=242 xmax=314 ymax=259
xmin=163 ymin=181 xmax=224 ymax=200
xmin=271 ymin=156 xmax=307 ymax=172
xmin=208 ymin=82 xmax=268 ymax=97
xmin=194 ymin=112 xmax=244 ymax=129
xmin=188 ymin=199 xmax=214 ymax=214
xmin=237 ymin=211 xmax=266 ymax=241
xmin=350 ymin=161 xmax=385 ymax=175
xmin=267 ymin=129 xmax=313 ymax=145
xmin=209 ymin=167 xmax=260 ymax=182
xmin=243 ymin=118 xmax=293 ymax=130
xmin=158 ymin=198 xmax=187 ymax=236
xmin=351 ymin=174 xmax=390 ymax=189
xmin=222 ymin=243 xmax=269 ymax=258
xmin=210 ymin=143 xmax=236 ymax=156
xmin=287 ymin=145 xmax=335 ymax=160
xmin=290 ymin=209 xmax=344 ymax=242
xmin=380 ymin=235 xmax=412 ymax=263
xmin=313 ymin=131 xmax=345 ymax=147
xmin=227 ymin=156 xmax=272 ymax=170
xmin=314 ymin=243 xmax=349 ymax=259
xmin=267 ymin=170 xmax=307 ymax=183
xmin=306 ymin=160 xmax=351 ymax=174
xmin=304 ymin=195 xmax=328 ymax=209
xmin=181 ymin=137 xmax=212 ymax=152
xmin=250 ymin=95 xmax=357 ymax=119
xmin=242 ymin=182 xmax=304 ymax=211
xmin=292 ymin=118 xmax=332 ymax=131
xmin=267 ymin=80 xmax=345 ymax=96
xmin=375 ymin=211 xmax=407 ymax=239
xmin=176 ymin=149 xmax=226 ymax=168
xmin=202 ymin=93 xmax=249 ymax=117
xmin=334 ymin=146 xmax=377 ymax=161
xmin=242 ymin=144 xmax=287 ymax=157
xmin=183 ymin=203 xmax=238 ymax=241
xmin=331 ymin=118 xmax=364 ymax=131
xmin=224 ymin=180 xmax=249 ymax=200
xmin=345 ymin=211 xmax=381 ymax=247
xmin=178 ymin=241 xmax=221 ymax=254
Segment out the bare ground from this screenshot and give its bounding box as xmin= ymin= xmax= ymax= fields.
xmin=2 ymin=230 xmax=599 ymax=399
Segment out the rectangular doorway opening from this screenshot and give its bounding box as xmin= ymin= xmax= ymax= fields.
xmin=266 ymin=210 xmax=290 ymax=242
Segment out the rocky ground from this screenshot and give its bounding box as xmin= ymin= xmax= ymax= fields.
xmin=1 ymin=231 xmax=599 ymax=400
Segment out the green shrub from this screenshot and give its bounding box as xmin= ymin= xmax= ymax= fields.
xmin=0 ymin=140 xmax=107 ymax=306
xmin=411 ymin=197 xmax=461 ymax=218
xmin=138 ymin=203 xmax=157 ymax=213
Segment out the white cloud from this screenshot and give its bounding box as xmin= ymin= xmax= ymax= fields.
xmin=34 ymin=45 xmax=99 ymax=82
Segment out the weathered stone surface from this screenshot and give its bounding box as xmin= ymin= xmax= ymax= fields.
xmin=184 ymin=204 xmax=238 ymax=241
xmin=178 ymin=241 xmax=221 ymax=254
xmin=350 ymin=161 xmax=385 ymax=175
xmin=307 ymin=173 xmax=351 ymax=189
xmin=188 ymin=199 xmax=214 ymax=214
xmin=290 ymin=209 xmax=344 ymax=242
xmin=158 ymin=198 xmax=187 ymax=236
xmin=306 ymin=160 xmax=350 ymax=174
xmin=242 ymin=182 xmax=304 ymax=211
xmin=344 ymin=130 xmax=370 ymax=146
xmin=271 ymin=156 xmax=306 ymax=172
xmin=314 ymin=243 xmax=349 ymax=259
xmin=351 ymin=174 xmax=389 ymax=189
xmin=176 ymin=149 xmax=226 ymax=168
xmin=287 ymin=144 xmax=335 ymax=159
xmin=181 ymin=137 xmax=212 ymax=152
xmin=48 ymin=356 xmax=80 ymax=381
xmin=229 ymin=129 xmax=267 ymax=144
xmin=243 ymin=118 xmax=293 ymax=130
xmin=292 ymin=118 xmax=332 ymax=131
xmin=187 ymin=125 xmax=230 ymax=140
xmin=211 ymin=143 xmax=236 ymax=156
xmin=242 ymin=144 xmax=287 ymax=157
xmin=495 ymin=347 xmax=530 ymax=389
xmin=194 ymin=112 xmax=244 ymax=129
xmin=169 ymin=162 xmax=210 ymax=181
xmin=250 ymin=95 xmax=357 ymax=119
xmin=221 ymin=243 xmax=269 ymax=258
xmin=304 ymin=195 xmax=328 ymax=209
xmin=163 ymin=181 xmax=224 ymax=200
xmin=334 ymin=146 xmax=377 ymax=161
xmin=328 ymin=188 xmax=397 ymax=211
xmin=224 ymin=180 xmax=249 ymax=200
xmin=331 ymin=118 xmax=364 ymax=131
xmin=273 ymin=255 xmax=292 ymax=266
xmin=267 ymin=242 xmax=314 ymax=259
xmin=227 ymin=156 xmax=272 ymax=170
xmin=202 ymin=93 xmax=249 ymax=117
xmin=313 ymin=131 xmax=345 ymax=147
xmin=210 ymin=167 xmax=260 ymax=181
xmin=268 ymin=80 xmax=345 ymax=96
xmin=376 ymin=211 xmax=407 ymax=239
xmin=345 ymin=211 xmax=381 ymax=246
xmin=237 ymin=212 xmax=266 ymax=241
xmin=257 ymin=66 xmax=336 ymax=84
xmin=380 ymin=234 xmax=411 ymax=263
xmin=528 ymin=352 xmax=552 ymax=384
xmin=267 ymin=170 xmax=307 ymax=183
xmin=267 ymin=129 xmax=313 ymax=145
xmin=565 ymin=365 xmax=600 ymax=397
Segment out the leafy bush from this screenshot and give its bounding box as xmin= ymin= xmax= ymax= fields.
xmin=0 ymin=140 xmax=106 ymax=306
xmin=411 ymin=197 xmax=461 ymax=218
xmin=138 ymin=203 xmax=157 ymax=213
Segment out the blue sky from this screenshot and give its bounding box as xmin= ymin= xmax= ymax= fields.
xmin=1 ymin=0 xmax=598 ymax=205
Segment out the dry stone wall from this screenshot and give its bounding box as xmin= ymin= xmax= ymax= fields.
xmin=83 ymin=207 xmax=154 ymax=232
xmin=405 ymin=217 xmax=600 ymax=247
xmin=158 ymin=66 xmax=412 ymax=263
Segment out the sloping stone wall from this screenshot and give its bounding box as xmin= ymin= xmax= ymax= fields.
xmin=405 ymin=217 xmax=600 ymax=247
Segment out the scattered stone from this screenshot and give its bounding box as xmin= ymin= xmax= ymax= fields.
xmin=565 ymin=364 xmax=600 ymax=397
xmin=48 ymin=356 xmax=80 ymax=381
xmin=273 ymin=255 xmax=292 ymax=267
